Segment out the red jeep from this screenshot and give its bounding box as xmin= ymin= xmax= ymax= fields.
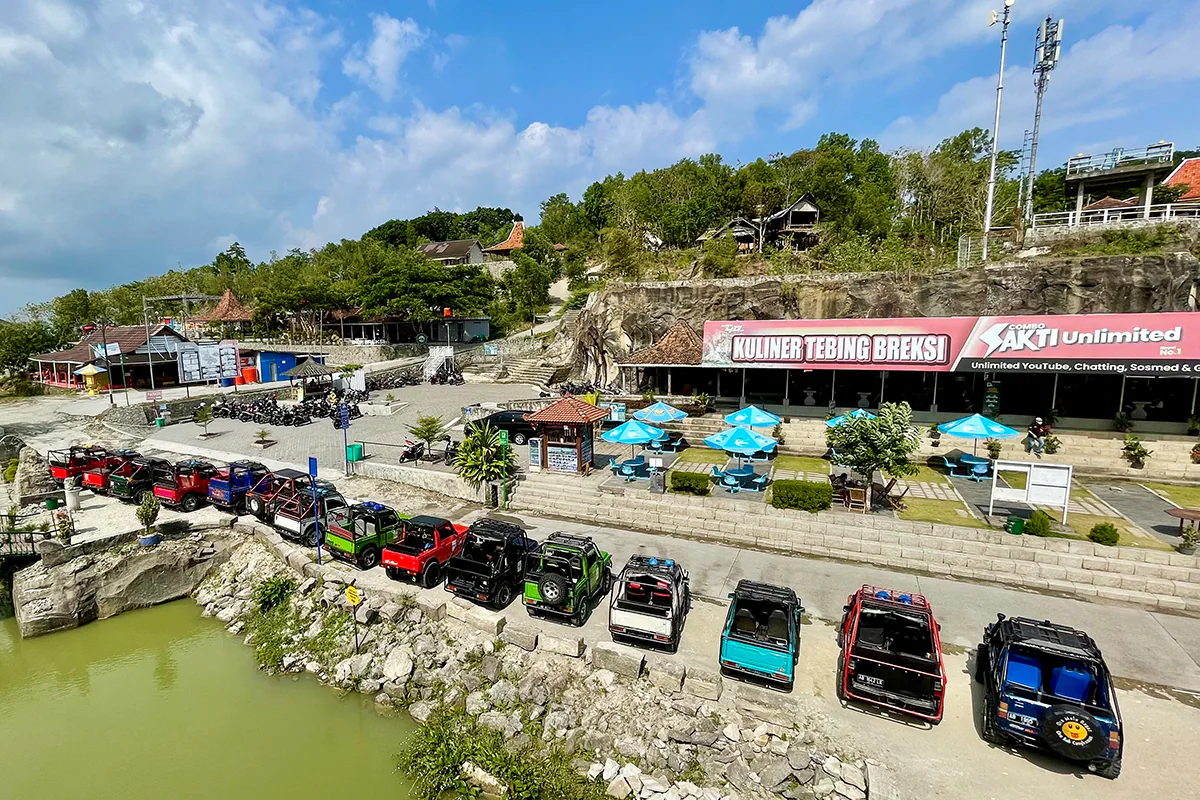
xmin=245 ymin=468 xmax=313 ymax=519
xmin=48 ymin=446 xmax=109 ymax=486
xmin=837 ymin=585 xmax=947 ymax=724
xmin=80 ymin=450 xmax=142 ymax=495
xmin=153 ymin=460 xmax=218 ymax=512
xmin=382 ymin=515 xmax=469 ymax=587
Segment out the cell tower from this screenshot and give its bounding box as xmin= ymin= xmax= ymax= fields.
xmin=1024 ymin=16 xmax=1064 ymax=224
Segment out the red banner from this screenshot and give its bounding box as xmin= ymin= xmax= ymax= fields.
xmin=701 ymin=313 xmax=1200 ymax=375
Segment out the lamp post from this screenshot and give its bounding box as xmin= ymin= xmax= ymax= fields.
xmin=982 ymin=0 xmax=1014 ymax=262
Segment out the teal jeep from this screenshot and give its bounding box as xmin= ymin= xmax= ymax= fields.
xmin=719 ymin=580 xmax=804 ymax=691
xmin=523 ymin=533 xmax=612 ymax=626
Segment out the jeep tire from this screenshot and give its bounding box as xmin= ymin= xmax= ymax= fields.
xmin=494 ymin=583 xmax=513 ymax=609
xmin=981 ymin=698 xmax=1004 ymax=745
xmin=1041 ymin=706 xmax=1107 ymax=762
xmin=422 ymin=562 xmax=442 ymax=589
xmin=248 ymin=496 xmax=264 ymax=517
xmin=1098 ymin=757 xmax=1122 ymax=780
xmin=358 ymin=546 xmax=380 ymax=570
xmin=538 ymin=573 xmax=569 ymax=607
xmin=386 ymin=567 xmax=401 ymax=581
xmin=181 ymin=493 xmax=199 ymax=513
xmin=974 ymin=644 xmax=989 ymax=683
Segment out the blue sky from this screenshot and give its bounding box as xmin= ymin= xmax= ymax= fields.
xmin=1 ymin=0 xmax=1198 ymax=314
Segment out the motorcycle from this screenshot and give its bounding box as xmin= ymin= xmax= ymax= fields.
xmin=398 ymin=439 xmax=425 ymax=463
xmin=443 ymin=438 xmax=460 ymax=465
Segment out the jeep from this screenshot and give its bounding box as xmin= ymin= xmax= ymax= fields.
xmin=207 ymin=460 xmax=270 ymax=513
xmin=153 ymin=460 xmax=218 ymax=512
xmin=324 ymin=501 xmax=408 ymax=570
xmin=523 ymin=533 xmax=612 ymax=626
xmin=381 ymin=515 xmax=469 ymax=587
xmin=719 ymin=580 xmax=803 ymax=691
xmin=445 ymin=519 xmax=539 ymax=609
xmin=608 ymin=555 xmax=691 ymax=652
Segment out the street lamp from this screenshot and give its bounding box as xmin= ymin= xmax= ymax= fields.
xmin=982 ymin=0 xmax=1015 ymax=262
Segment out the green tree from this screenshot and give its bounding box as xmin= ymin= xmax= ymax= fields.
xmin=193 ymin=404 xmax=214 ymax=437
xmin=824 ymin=402 xmax=920 ymax=497
xmin=516 ymin=227 xmax=561 ymax=271
xmin=599 ymin=228 xmax=644 ymax=280
xmin=407 ymin=415 xmax=447 ymax=453
xmin=137 ymin=491 xmax=162 ymax=538
xmin=356 ymin=251 xmax=495 ymax=320
xmin=699 ymin=236 xmax=739 ymax=278
xmin=0 ymin=320 xmax=57 ymax=375
xmin=454 ymin=422 xmax=518 ymax=491
xmin=50 ymin=289 xmax=94 ymax=339
xmin=502 ymin=254 xmax=553 ymax=333
xmin=538 ymin=193 xmax=582 ymax=245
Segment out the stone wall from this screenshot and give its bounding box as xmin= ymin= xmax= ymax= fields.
xmin=1026 ymin=219 xmax=1200 ymax=245
xmin=102 ymin=386 xmax=291 ymax=428
xmin=351 ymin=459 xmax=493 ymax=505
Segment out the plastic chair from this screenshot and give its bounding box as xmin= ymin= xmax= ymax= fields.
xmin=970 ymin=463 xmax=990 ymax=482
xmin=941 ymin=456 xmax=970 ymax=478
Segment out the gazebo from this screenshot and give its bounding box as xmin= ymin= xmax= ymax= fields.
xmin=189 ymin=289 xmax=254 ymax=336
xmin=525 ymin=395 xmax=609 ymax=474
xmin=617 ymin=322 xmax=712 ymax=397
xmin=281 ymin=357 xmax=338 ymax=399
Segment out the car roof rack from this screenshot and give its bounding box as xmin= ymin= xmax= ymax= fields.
xmin=621 ymin=555 xmax=682 ymax=580
xmin=734 ymin=579 xmax=799 ymax=607
xmin=544 ymin=532 xmax=594 ymax=551
xmin=353 ymin=500 xmax=394 ymax=514
xmin=1003 ymin=616 xmax=1104 ymax=660
xmin=275 ymin=468 xmax=305 ymax=478
xmin=468 ymin=518 xmax=526 ymax=538
xmin=859 ymin=585 xmax=931 ymax=611
xmin=408 ymin=514 xmax=448 ymax=526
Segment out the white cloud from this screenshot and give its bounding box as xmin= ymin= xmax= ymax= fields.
xmin=342 ymin=13 xmax=426 ymax=101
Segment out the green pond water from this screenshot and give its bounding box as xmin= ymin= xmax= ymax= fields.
xmin=0 ymin=601 xmax=416 ymax=799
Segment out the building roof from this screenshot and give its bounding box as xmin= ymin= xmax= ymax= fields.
xmin=281 ymin=357 xmax=338 ymax=378
xmin=33 ymin=324 xmax=180 ymax=364
xmin=191 ymin=289 xmax=254 ymax=323
xmin=618 ymin=322 xmax=703 ymax=367
xmin=764 ymin=193 xmax=820 ymax=223
xmin=1082 ymin=196 xmax=1138 ymax=211
xmin=525 ymin=394 xmax=609 ymax=425
xmin=1164 ymin=157 xmax=1200 ymax=202
xmin=484 ymin=221 xmax=524 ymax=254
xmin=418 ymin=239 xmax=481 ymax=261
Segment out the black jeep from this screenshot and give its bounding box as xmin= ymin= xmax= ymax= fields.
xmin=444 ymin=519 xmax=539 ymax=609
xmin=975 ymin=614 xmax=1124 ymax=780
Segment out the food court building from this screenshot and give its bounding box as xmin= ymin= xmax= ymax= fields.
xmin=617 ymin=312 xmax=1200 ymax=432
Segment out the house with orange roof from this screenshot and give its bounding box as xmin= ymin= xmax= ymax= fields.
xmin=1163 ymin=157 xmax=1200 ymax=203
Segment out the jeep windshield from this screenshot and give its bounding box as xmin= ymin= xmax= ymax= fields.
xmin=729 ymin=597 xmax=792 ymax=652
xmin=461 ymin=534 xmax=504 ymax=565
xmin=615 ymin=574 xmax=674 ymax=617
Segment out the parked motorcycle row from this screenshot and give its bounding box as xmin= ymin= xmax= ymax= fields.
xmin=398 ymin=436 xmax=459 ymax=465
xmin=365 ymin=370 xmax=422 ymax=391
xmin=556 ymin=380 xmax=619 ymax=396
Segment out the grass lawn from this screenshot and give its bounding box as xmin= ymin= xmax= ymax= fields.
xmin=898 ymin=498 xmax=991 ymax=529
xmin=674 ymin=447 xmax=728 ymax=466
xmin=1142 ymin=482 xmax=1200 ymax=509
xmin=774 ymin=455 xmax=829 ymax=474
xmin=905 ymin=464 xmax=951 ymax=485
xmin=1063 ymin=512 xmax=1172 ymax=551
xmin=998 ymin=470 xmax=1027 ymax=490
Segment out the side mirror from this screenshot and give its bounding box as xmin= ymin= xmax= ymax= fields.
xmin=727 ymin=592 xmax=735 ymax=600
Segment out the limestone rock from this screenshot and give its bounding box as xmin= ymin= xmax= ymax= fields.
xmin=466 ymin=691 xmax=490 ymax=715
xmin=408 ymin=701 xmax=435 ymax=723
xmin=462 ymin=760 xmax=507 ymax=799
xmin=487 ymin=679 xmax=519 ymax=707
xmin=592 ymin=642 xmax=644 ymax=679
xmin=606 ymin=776 xmax=633 ymax=799
xmin=382 ymin=647 xmax=414 ymax=683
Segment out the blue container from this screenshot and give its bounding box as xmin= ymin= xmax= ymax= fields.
xmin=220 ymin=377 xmax=235 ymax=387
xmin=1049 ymin=664 xmax=1093 ymax=702
xmin=138 ymin=532 xmax=162 ymax=547
xmin=1005 ymin=652 xmax=1043 ymax=691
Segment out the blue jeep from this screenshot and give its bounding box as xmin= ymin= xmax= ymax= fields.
xmin=975 ymin=614 xmax=1123 ymax=780
xmin=207 ymin=460 xmax=269 ymax=513
xmin=719 ymin=580 xmax=803 ymax=691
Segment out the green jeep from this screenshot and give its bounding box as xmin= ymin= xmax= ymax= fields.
xmin=323 ymin=501 xmax=409 ymax=570
xmin=523 ymin=533 xmax=613 ymax=626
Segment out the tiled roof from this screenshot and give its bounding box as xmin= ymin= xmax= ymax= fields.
xmin=484 ymin=221 xmax=524 ymax=254
xmin=525 ymin=395 xmax=609 ymax=425
xmin=418 ymin=239 xmax=480 ymax=260
xmin=1164 ymin=157 xmax=1200 ymax=202
xmin=192 ymin=289 xmax=253 ymax=322
xmin=618 ymin=322 xmax=703 ymax=366
xmin=33 ymin=325 xmax=179 ymax=364
xmin=1082 ymin=196 xmax=1137 ymax=211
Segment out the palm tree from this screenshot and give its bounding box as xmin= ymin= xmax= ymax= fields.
xmin=455 ymin=422 xmax=517 ymax=490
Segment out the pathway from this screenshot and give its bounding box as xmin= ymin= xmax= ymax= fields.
xmin=1085 ymin=481 xmax=1183 ymax=544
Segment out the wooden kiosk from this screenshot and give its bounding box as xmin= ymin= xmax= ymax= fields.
xmin=525 ymin=395 xmax=608 ymax=475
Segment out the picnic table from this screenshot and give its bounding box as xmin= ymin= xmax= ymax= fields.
xmin=959 ymin=453 xmax=989 ymax=466
xmin=1165 ymin=507 xmax=1200 ymax=535
xmin=713 ymin=466 xmax=767 ymax=494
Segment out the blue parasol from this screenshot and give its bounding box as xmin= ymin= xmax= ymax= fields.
xmin=825 ymin=408 xmax=876 ymax=428
xmin=634 ymin=401 xmax=689 ymax=424
xmin=724 ymin=405 xmax=781 ymax=428
xmin=703 ymin=425 xmax=777 ymax=466
xmin=602 ymin=419 xmax=666 ymax=458
xmin=937 ymin=413 xmax=1020 ymax=456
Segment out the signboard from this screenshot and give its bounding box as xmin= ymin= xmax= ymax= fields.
xmin=344 ymin=586 xmax=361 ymax=606
xmin=982 ymin=380 xmax=1001 ymax=418
xmin=580 ymin=427 xmax=593 ymax=469
xmin=308 ymin=457 xmax=318 ymax=478
xmin=498 ymin=430 xmax=509 ymax=446
xmin=529 ymin=438 xmax=543 ymax=471
xmin=546 ymin=445 xmax=578 ymax=472
xmin=599 ymin=401 xmax=627 ymax=422
xmin=178 ymin=340 xmax=240 ymax=383
xmin=145 ymin=390 xmax=162 ymax=402
xmin=701 ymin=312 xmax=1200 ymax=375
xmin=483 ymin=344 xmax=499 ymax=356
xmin=91 ymin=342 xmax=121 ymax=359
xmin=339 ymin=403 xmax=351 ymax=429
xmin=988 ymin=460 xmax=1073 ymax=524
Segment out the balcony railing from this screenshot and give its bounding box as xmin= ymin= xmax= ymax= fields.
xmin=1031 ymin=202 xmax=1200 ymax=229
xmin=1065 ymin=143 xmax=1174 ymax=178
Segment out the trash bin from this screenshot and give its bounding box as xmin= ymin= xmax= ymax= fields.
xmin=155 ymin=417 xmax=166 ymax=428
xmin=650 ymin=470 xmax=665 ymax=494
xmin=1005 ymin=515 xmax=1025 ymax=535
xmin=64 ymin=486 xmax=81 ymax=511
xmin=346 ymin=443 xmax=364 ymax=463
xmin=45 ymin=498 xmax=59 ymax=511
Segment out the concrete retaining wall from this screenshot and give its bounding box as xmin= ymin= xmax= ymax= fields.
xmin=352 ymin=459 xmax=491 ymax=505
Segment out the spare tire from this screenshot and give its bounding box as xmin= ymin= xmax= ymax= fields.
xmin=538 ymin=573 xmax=569 ymax=607
xmin=1040 ymin=706 xmax=1108 ymax=761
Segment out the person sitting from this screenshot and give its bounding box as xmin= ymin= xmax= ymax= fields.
xmin=1027 ymin=417 xmax=1050 ymax=457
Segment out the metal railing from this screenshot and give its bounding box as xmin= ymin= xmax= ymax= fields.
xmin=1065 ymin=143 xmax=1174 ymax=177
xmin=956 ymin=228 xmax=1016 ymax=267
xmin=1031 ymin=202 xmax=1200 ymax=229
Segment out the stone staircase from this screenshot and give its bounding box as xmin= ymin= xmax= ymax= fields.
xmin=499 ymin=357 xmax=558 ymax=388
xmin=559 ymin=308 xmax=582 ymax=334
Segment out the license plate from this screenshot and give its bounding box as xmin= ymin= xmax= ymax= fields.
xmin=856 ymin=674 xmax=885 ymax=687
xmin=1008 ymin=712 xmax=1038 ymax=727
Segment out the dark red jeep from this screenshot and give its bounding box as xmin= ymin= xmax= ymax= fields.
xmin=80 ymin=449 xmax=142 ymax=495
xmin=837 ymin=585 xmax=947 ymax=724
xmin=153 ymin=460 xmax=218 ymax=512
xmin=48 ymin=446 xmax=109 ymax=486
xmin=245 ymin=468 xmax=313 ymax=519
xmin=382 ymin=515 xmax=469 ymax=587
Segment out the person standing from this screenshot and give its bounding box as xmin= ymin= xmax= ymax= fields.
xmin=1027 ymin=417 xmax=1050 ymax=457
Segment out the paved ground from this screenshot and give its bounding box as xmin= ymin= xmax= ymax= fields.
xmin=1087 ymin=482 xmax=1183 ymax=543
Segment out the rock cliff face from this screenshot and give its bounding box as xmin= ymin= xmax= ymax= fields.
xmin=13 ymin=534 xmax=233 ymax=638
xmin=589 ymin=253 xmax=1200 ymax=360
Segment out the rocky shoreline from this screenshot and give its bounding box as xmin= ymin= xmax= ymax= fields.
xmin=194 ymin=529 xmax=889 ymax=800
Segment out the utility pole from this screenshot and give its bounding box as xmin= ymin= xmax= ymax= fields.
xmin=1024 ymin=16 xmax=1064 ymax=225
xmin=982 ymin=0 xmax=1014 ymax=262
xmin=99 ymin=320 xmax=114 ymax=405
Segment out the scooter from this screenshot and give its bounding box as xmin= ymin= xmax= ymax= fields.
xmin=398 ymin=439 xmax=424 ymax=463
xmin=443 ymin=438 xmax=460 ymax=465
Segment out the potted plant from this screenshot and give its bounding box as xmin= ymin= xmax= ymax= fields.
xmin=1043 ymin=434 xmax=1061 ymax=455
xmin=1113 ymin=412 xmax=1133 ymax=433
xmin=1189 ymin=415 xmax=1200 ymax=437
xmin=1121 ymin=434 xmax=1152 ymax=469
xmin=1179 ymin=524 xmax=1199 ymax=556
xmin=253 ymin=428 xmax=273 ymax=450
xmin=773 ymin=422 xmax=787 ymax=446
xmin=928 ymin=423 xmax=942 ymax=448
xmin=985 ymin=438 xmax=1002 ymax=460
xmin=137 ymin=492 xmax=162 ymax=547
xmin=54 ymin=509 xmax=73 ymax=546
xmin=692 ymin=392 xmax=712 ymax=415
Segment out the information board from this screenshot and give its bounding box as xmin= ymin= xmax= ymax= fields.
xmin=580 ymin=429 xmax=593 ymax=470
xmin=546 ymin=445 xmax=578 ymax=473
xmin=529 ymin=439 xmax=543 ymax=470
xmin=599 ymin=402 xmax=627 ymax=422
xmin=988 ymin=459 xmax=1073 ymax=524
xmin=178 ymin=340 xmax=240 ymax=383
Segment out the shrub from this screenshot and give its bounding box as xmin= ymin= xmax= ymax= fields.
xmin=772 ymin=422 xmax=786 ymax=446
xmin=252 ymin=575 xmax=297 ymax=612
xmin=1088 ymin=522 xmax=1120 ymax=547
xmin=136 ymin=491 xmax=161 ymax=536
xmin=1043 ymin=434 xmax=1061 ymax=455
xmin=1113 ymin=412 xmax=1133 ymax=433
xmin=771 ymin=480 xmax=833 ymax=513
xmin=3 ymin=457 xmax=18 ymax=483
xmin=1024 ymin=510 xmax=1053 ymax=537
xmin=1192 ymin=443 xmax=1200 ymax=465
xmin=985 ymin=438 xmax=1002 ymax=460
xmin=669 ymin=470 xmax=711 ymax=496
xmin=1121 ymin=434 xmax=1152 ymax=468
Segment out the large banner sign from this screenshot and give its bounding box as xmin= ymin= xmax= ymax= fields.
xmin=701 ymin=313 xmax=1200 ymax=376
